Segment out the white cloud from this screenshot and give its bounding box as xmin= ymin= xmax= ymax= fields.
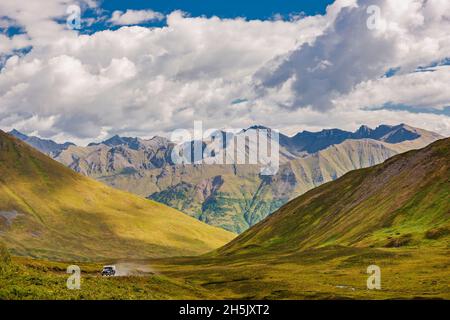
xmin=109 ymin=9 xmax=165 ymax=25
xmin=0 ymin=0 xmax=449 ymax=144
xmin=0 ymin=1 xmax=98 ymax=49
xmin=0 ymin=34 xmax=31 ymax=55
xmin=0 ymin=9 xmax=328 ymax=142
xmin=256 ymin=0 xmax=450 ymax=111
xmin=336 ymin=65 xmax=450 ymax=111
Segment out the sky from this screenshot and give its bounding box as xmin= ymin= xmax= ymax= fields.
xmin=0 ymin=0 xmax=449 ymax=145
xmin=101 ymin=0 xmax=336 ymax=21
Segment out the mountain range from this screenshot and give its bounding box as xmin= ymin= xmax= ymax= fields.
xmin=8 ymin=129 xmax=75 ymax=157
xmin=8 ymin=124 xmax=443 ymax=233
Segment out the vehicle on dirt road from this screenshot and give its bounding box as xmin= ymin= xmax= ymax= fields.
xmin=101 ymin=265 xmax=116 ymax=276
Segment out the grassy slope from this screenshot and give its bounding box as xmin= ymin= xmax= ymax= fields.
xmin=218 ymin=138 xmax=450 ymax=256
xmin=0 ymin=131 xmax=234 ymax=261
xmin=146 ymin=138 xmax=449 ymax=299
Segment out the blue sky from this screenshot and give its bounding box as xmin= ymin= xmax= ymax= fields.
xmin=101 ymin=0 xmax=335 ymax=20
xmin=77 ymin=0 xmax=336 ymax=34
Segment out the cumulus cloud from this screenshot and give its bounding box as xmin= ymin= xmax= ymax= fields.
xmin=256 ymin=0 xmax=450 ymax=111
xmin=0 ymin=9 xmax=328 ymax=143
xmin=0 ymin=34 xmax=31 ymax=55
xmin=109 ymin=9 xmax=165 ymax=25
xmin=0 ymin=0 xmax=97 ymax=49
xmin=0 ymin=0 xmax=449 ymax=144
xmin=336 ymin=65 xmax=450 ymax=111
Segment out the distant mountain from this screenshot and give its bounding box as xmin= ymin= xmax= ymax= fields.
xmin=57 ymin=135 xmax=174 ymax=176
xmin=219 ymin=137 xmax=450 ymax=255
xmin=147 ymin=138 xmax=420 ymax=232
xmin=11 ymin=124 xmax=443 ymax=233
xmin=279 ymin=124 xmax=440 ymax=156
xmin=88 ymin=135 xmax=143 ymax=150
xmin=0 ymin=130 xmax=234 ymax=261
xmin=8 ymin=129 xmax=75 ymax=157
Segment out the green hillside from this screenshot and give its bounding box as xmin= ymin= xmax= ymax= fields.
xmin=219 ymin=137 xmax=450 ymax=255
xmin=145 ymin=137 xmax=449 ymax=299
xmin=0 ymin=131 xmax=235 ymax=261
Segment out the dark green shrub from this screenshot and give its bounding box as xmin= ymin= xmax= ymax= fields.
xmin=425 ymin=227 xmax=450 ymax=240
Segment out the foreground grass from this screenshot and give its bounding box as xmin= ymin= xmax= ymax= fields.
xmin=1 ymin=245 xmax=448 ymax=300
xmin=0 ymin=257 xmax=212 ymax=299
xmin=151 ymin=246 xmax=450 ymax=300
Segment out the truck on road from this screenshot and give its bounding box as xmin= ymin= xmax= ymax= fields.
xmin=101 ymin=265 xmax=116 ymax=276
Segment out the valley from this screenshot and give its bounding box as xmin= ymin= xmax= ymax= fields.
xmin=1 ymin=135 xmax=448 ymax=300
